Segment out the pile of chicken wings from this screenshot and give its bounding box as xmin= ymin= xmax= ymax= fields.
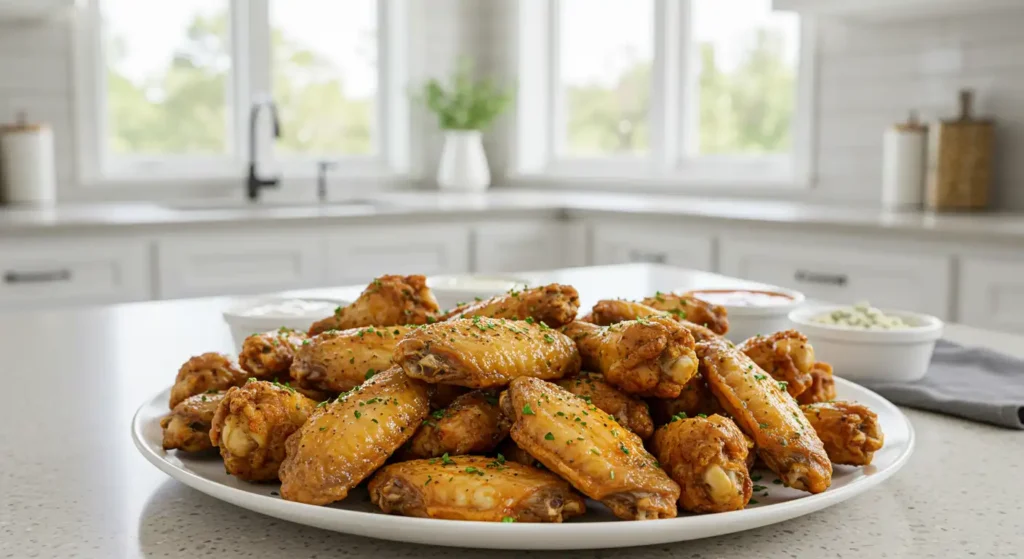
xmin=161 ymin=274 xmax=885 ymax=522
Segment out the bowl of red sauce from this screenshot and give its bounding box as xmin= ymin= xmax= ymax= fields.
xmin=684 ymin=286 xmax=805 ymax=343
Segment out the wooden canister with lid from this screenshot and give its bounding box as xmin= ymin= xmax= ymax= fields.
xmin=924 ymin=90 xmax=994 ymax=211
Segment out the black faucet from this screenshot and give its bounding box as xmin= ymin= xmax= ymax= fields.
xmin=247 ymin=100 xmax=282 ymax=201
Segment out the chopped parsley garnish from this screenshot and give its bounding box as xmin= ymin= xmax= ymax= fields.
xmin=371 ymin=418 xmax=378 ymax=424
xmin=749 ymin=499 xmax=759 ymax=505
xmin=669 ymin=412 xmax=688 ymax=422
xmin=365 ymin=369 xmax=377 ymax=380
xmin=619 ymin=443 xmax=629 ymax=455
xmin=525 ymin=317 xmax=534 ymax=324
xmin=754 ymin=374 xmax=767 ymax=380
xmin=544 ymin=432 xmax=555 ymax=441
xmin=465 ymin=467 xmax=484 ymax=476
xmin=772 ymin=479 xmax=783 ymax=485
xmin=543 ymin=334 xmax=555 ymax=343
xmin=353 ymin=411 xmax=361 ymax=419
xmin=424 ymin=476 xmax=432 ymax=486
xmin=319 ymin=427 xmax=327 ymax=432
xmin=501 ymin=516 xmax=516 ymax=523
xmin=432 ymin=409 xmax=445 ymax=420
xmin=555 ymin=411 xmax=566 ymax=417
xmin=441 ymin=453 xmax=455 ymax=465
xmin=697 ymin=413 xmax=708 ymax=418
xmin=590 ymin=448 xmax=600 ymax=455
xmin=522 ymin=404 xmax=535 ymax=415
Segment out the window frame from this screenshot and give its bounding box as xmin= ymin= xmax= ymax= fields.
xmin=512 ymin=0 xmax=817 ymax=190
xmin=73 ymin=0 xmax=413 ymax=187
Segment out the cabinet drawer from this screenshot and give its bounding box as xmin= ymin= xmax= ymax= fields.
xmin=157 ymin=231 xmax=326 ymax=299
xmin=326 ymin=224 xmax=470 ymax=284
xmin=474 ymin=221 xmax=587 ymax=273
xmin=719 ymin=238 xmax=952 ymax=319
xmin=960 ymin=258 xmax=1024 ymax=333
xmin=590 ymin=224 xmax=714 ymax=271
xmin=0 ymin=239 xmax=151 ymax=309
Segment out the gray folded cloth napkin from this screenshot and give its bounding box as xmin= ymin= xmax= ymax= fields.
xmin=864 ymin=340 xmax=1024 ymax=430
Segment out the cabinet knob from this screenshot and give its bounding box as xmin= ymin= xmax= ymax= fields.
xmin=4 ymin=269 xmax=72 ymax=284
xmin=794 ymin=270 xmax=847 ymax=287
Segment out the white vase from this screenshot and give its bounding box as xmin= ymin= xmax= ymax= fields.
xmin=437 ymin=130 xmax=490 ymax=191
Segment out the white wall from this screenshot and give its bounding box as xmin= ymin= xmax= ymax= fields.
xmin=3 ymin=4 xmax=1024 ymax=209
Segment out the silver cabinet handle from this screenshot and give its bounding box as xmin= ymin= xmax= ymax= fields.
xmin=4 ymin=269 xmax=72 ymax=284
xmin=794 ymin=270 xmax=847 ymax=287
xmin=628 ymin=249 xmax=667 ymax=264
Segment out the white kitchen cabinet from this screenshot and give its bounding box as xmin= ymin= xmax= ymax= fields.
xmin=0 ymin=238 xmax=151 ymax=309
xmin=157 ymin=230 xmax=326 ymax=299
xmin=590 ymin=224 xmax=715 ymax=271
xmin=719 ymin=238 xmax=952 ymax=319
xmin=473 ymin=221 xmax=587 ymax=273
xmin=326 ymin=224 xmax=470 ymax=284
xmin=773 ymin=0 xmax=1024 ymax=21
xmin=959 ymin=257 xmax=1024 ymax=333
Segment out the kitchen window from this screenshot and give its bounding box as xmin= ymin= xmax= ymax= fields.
xmin=74 ymin=0 xmax=412 ymax=185
xmin=515 ymin=0 xmax=814 ymax=188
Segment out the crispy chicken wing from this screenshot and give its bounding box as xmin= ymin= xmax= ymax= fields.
xmin=563 ymin=317 xmax=698 ymax=398
xmin=308 ymin=275 xmax=440 ymax=335
xmin=505 ymin=377 xmax=680 ymax=520
xmin=161 ymin=391 xmax=225 ymax=452
xmin=643 ymin=292 xmax=729 ymax=336
xmin=650 ymin=415 xmax=752 ymax=513
xmin=238 ymin=328 xmax=307 ymax=380
xmin=278 ymin=367 xmax=430 ymax=505
xmin=797 ymin=362 xmax=837 ymax=405
xmin=208 ymin=380 xmax=317 ymax=482
xmin=697 ymin=338 xmax=832 ymax=494
xmin=556 ymin=373 xmax=655 ymax=439
xmin=399 ymin=390 xmax=510 ymax=459
xmin=802 ymin=401 xmax=884 ymax=466
xmin=739 ymin=330 xmax=815 ymax=398
xmin=441 ymin=284 xmax=580 ymax=328
xmin=291 ymin=325 xmax=414 ymax=394
xmin=368 ymin=456 xmax=586 ymax=522
xmin=589 ymin=299 xmax=720 ymax=342
xmin=647 ymin=372 xmax=724 ymax=426
xmin=169 ymin=352 xmax=247 ymax=408
xmin=394 ymin=317 xmax=580 ymax=388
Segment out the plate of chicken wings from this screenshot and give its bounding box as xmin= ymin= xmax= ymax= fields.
xmin=133 ymin=274 xmax=914 ymax=550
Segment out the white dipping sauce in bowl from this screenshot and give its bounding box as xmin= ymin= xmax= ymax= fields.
xmin=223 ymin=296 xmax=349 ymax=351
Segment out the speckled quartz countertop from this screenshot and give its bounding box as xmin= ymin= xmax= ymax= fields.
xmin=3 ymin=189 xmax=1024 ymax=243
xmin=1 ymin=264 xmax=1021 ymax=559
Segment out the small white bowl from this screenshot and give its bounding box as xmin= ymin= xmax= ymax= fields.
xmin=427 ymin=274 xmax=531 ymax=312
xmin=788 ymin=306 xmax=943 ymax=383
xmin=222 ymin=295 xmax=350 ymax=352
xmin=684 ymin=286 xmax=806 ymax=343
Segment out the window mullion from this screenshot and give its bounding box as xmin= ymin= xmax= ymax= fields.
xmin=245 ymin=0 xmax=272 ymax=173
xmin=650 ymin=0 xmax=679 ymax=172
xmin=677 ymin=0 xmax=699 ymax=164
xmin=381 ymin=0 xmax=411 ymax=173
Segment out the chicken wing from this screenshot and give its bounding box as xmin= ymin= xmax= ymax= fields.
xmin=563 ymin=317 xmax=698 ymax=398
xmin=498 ymin=438 xmax=545 ymax=469
xmin=394 ymin=317 xmax=581 ymax=388
xmin=647 ymin=372 xmax=724 ymax=426
xmin=238 ymin=328 xmax=307 ymax=380
xmin=738 ymin=330 xmax=815 ymax=398
xmin=399 ymin=390 xmax=510 ymax=459
xmin=796 ymin=361 xmax=837 ymax=405
xmin=308 ymin=275 xmax=440 ymax=335
xmin=278 ymin=367 xmax=430 ymax=505
xmin=556 ymin=373 xmax=655 ymax=439
xmin=802 ymin=401 xmax=884 ymax=466
xmin=643 ymin=292 xmax=729 ymax=336
xmin=368 ymin=456 xmax=586 ymax=522
xmin=650 ymin=415 xmax=752 ymax=513
xmin=589 ymin=299 xmax=720 ymax=342
xmin=291 ymin=325 xmax=414 ymax=394
xmin=441 ymin=284 xmax=580 ymax=328
xmin=208 ymin=380 xmax=317 ymax=482
xmin=505 ymin=377 xmax=680 ymax=520
xmin=697 ymin=338 xmax=832 ymax=494
xmin=169 ymin=352 xmax=247 ymax=408
xmin=161 ymin=391 xmax=225 ymax=452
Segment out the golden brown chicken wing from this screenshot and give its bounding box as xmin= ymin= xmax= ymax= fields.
xmin=647 ymin=372 xmax=724 ymax=426
xmin=169 ymin=352 xmax=247 ymax=408
xmin=505 ymin=377 xmax=680 ymax=520
xmin=563 ymin=317 xmax=698 ymax=399
xmin=278 ymin=367 xmax=430 ymax=505
xmin=802 ymin=401 xmax=884 ymax=466
xmin=650 ymin=414 xmax=752 ymax=513
xmin=697 ymin=338 xmax=832 ymax=494
xmin=308 ymin=275 xmax=440 ymax=335
xmin=161 ymin=391 xmax=225 ymax=452
xmin=291 ymin=325 xmax=414 ymax=393
xmin=797 ymin=362 xmax=837 ymax=405
xmin=589 ymin=299 xmax=720 ymax=342
xmin=556 ymin=373 xmax=655 ymax=439
xmin=394 ymin=317 xmax=580 ymax=388
xmin=739 ymin=330 xmax=815 ymax=398
xmin=399 ymin=390 xmax=510 ymax=459
xmin=368 ymin=456 xmax=586 ymax=522
xmin=208 ymin=380 xmax=317 ymax=482
xmin=644 ymin=292 xmax=729 ymax=336
xmin=238 ymin=328 xmax=307 ymax=380
xmin=441 ymin=284 xmax=580 ymax=328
